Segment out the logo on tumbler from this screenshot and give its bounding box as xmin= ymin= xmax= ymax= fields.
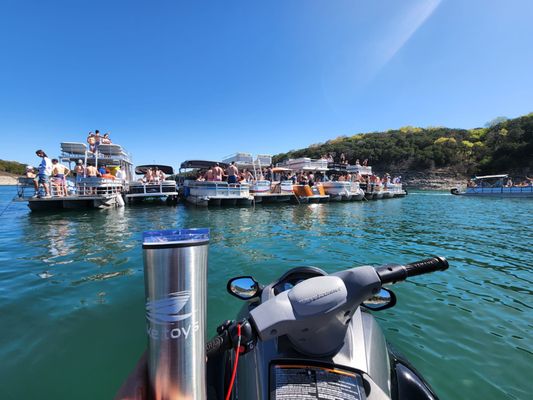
xmin=146 ymin=290 xmax=193 ymax=324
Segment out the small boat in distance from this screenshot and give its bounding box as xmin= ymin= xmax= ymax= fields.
xmin=451 ymin=175 xmax=533 ymax=198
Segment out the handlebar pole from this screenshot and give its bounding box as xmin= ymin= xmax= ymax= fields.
xmin=376 ymin=256 xmax=448 ymax=285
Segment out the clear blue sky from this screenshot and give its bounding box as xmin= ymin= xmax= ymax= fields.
xmin=1 ymin=0 xmax=532 ymax=167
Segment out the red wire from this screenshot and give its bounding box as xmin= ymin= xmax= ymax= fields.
xmin=225 ymin=323 xmax=242 ymax=400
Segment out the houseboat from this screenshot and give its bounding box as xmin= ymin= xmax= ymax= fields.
xmin=178 ymin=160 xmax=254 ymax=207
xmin=125 ymin=165 xmax=178 ymax=204
xmin=451 ymin=175 xmax=533 ymax=198
xmin=15 ymin=141 xmax=133 ymax=212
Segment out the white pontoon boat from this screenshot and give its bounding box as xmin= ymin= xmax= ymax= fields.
xmin=125 ymin=165 xmax=178 ymax=204
xmin=178 ymin=160 xmax=254 ymax=207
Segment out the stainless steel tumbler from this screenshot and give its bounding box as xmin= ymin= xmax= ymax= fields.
xmin=143 ymin=228 xmax=209 ymax=400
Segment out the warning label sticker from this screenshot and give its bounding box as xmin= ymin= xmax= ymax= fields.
xmin=271 ymin=364 xmax=366 ymax=400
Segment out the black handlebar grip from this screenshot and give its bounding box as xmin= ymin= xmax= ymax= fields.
xmin=205 ymin=334 xmax=229 ymax=358
xmin=405 ymin=256 xmax=448 ymax=278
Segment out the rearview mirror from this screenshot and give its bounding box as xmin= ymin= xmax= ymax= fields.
xmin=227 ymin=276 xmax=260 ymax=300
xmin=362 ymin=288 xmax=396 ymax=311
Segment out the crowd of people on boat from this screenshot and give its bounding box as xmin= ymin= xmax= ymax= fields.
xmin=26 ymin=148 xmax=127 ymax=198
xmin=87 ymin=130 xmax=112 ymax=153
xmin=141 ymin=167 xmax=166 ymax=183
xmin=319 ymin=153 xmax=369 ymax=167
xmin=190 ymin=160 xmax=402 ymax=193
xmin=467 ymin=177 xmax=532 ymax=188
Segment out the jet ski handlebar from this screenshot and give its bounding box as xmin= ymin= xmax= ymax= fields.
xmin=375 ymin=256 xmax=449 ymax=284
xmin=207 ymin=256 xmax=449 ymax=358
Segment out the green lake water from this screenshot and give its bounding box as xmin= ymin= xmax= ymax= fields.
xmin=0 ymin=186 xmax=531 ymax=399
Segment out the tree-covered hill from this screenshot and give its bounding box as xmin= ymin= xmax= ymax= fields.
xmin=0 ymin=159 xmax=27 ymax=176
xmin=273 ymin=113 xmax=533 ymax=176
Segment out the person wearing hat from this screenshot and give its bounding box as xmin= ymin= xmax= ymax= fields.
xmin=74 ymin=159 xmax=85 ymax=183
xmin=33 ymin=149 xmax=52 ymax=198
xmin=25 ymin=166 xmax=36 ymax=179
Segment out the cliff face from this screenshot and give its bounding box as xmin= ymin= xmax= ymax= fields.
xmin=0 ymin=172 xmax=18 ymax=186
xmin=400 ymin=170 xmax=465 ymax=190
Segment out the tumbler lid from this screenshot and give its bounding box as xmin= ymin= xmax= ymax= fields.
xmin=143 ymin=228 xmax=210 ymax=248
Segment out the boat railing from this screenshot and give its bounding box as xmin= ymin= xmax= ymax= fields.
xmin=185 ymin=180 xmax=251 ymax=197
xmin=17 ymin=176 xmax=73 ymax=198
xmin=387 ymin=183 xmax=404 ymax=193
xmin=467 ymin=185 xmax=533 ymax=194
xmin=127 ymin=180 xmax=177 ymax=195
xmin=60 ymin=142 xmax=88 ymax=158
xmin=77 ymin=177 xmax=124 ymax=196
xmin=346 ymin=165 xmax=372 ymax=175
xmin=277 ymin=158 xmax=329 ymax=171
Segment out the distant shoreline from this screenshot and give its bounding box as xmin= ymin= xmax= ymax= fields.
xmin=0 ymin=174 xmax=18 ymax=186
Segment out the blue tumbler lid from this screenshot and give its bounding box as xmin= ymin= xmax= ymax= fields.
xmin=143 ymin=228 xmax=210 ymax=248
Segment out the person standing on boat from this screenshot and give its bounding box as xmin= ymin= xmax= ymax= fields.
xmin=33 ymin=149 xmax=52 ymax=198
xmin=205 ymin=166 xmax=215 ymax=181
xmin=115 ymin=166 xmax=126 ymax=181
xmin=213 ymin=163 xmax=224 ymax=181
xmin=51 ymin=159 xmax=70 ymax=196
xmin=226 ymin=162 xmax=239 ymax=184
xmin=86 ymin=164 xmax=100 ymax=177
xmin=87 ymin=132 xmax=96 ymax=153
xmin=74 ymin=160 xmax=85 ymax=183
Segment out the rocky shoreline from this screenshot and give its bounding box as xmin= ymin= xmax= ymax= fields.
xmin=402 ymin=171 xmax=465 ymax=190
xmin=0 ymin=174 xmax=18 ymax=185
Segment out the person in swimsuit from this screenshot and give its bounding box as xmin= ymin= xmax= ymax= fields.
xmin=205 ymin=166 xmax=215 ymax=181
xmin=226 ymin=162 xmax=239 ymax=184
xmin=101 ymin=133 xmax=112 ymax=144
xmin=74 ymin=160 xmax=85 ymax=183
xmin=213 ymin=163 xmax=224 ymax=181
xmin=87 ymin=132 xmax=96 ymax=153
xmin=51 ymin=159 xmax=70 ymax=196
xmin=25 ymin=166 xmax=36 ymax=178
xmin=94 ymin=130 xmax=101 ymax=145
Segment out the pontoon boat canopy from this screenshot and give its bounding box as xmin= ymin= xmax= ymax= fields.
xmin=272 ymin=167 xmax=292 ymax=173
xmin=135 ymin=165 xmax=174 ymax=175
xmin=180 ymin=160 xmax=229 ymax=170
